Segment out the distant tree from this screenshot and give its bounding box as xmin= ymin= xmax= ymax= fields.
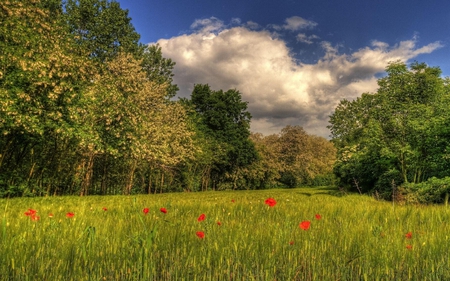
xmin=243 ymin=127 xmax=336 ymax=189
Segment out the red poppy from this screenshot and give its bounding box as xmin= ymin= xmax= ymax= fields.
xmin=197 ymin=213 xmax=206 ymax=222
xmin=299 ymin=221 xmax=311 ymax=230
xmin=217 ymin=221 xmax=222 ymax=226
xmin=265 ymin=198 xmax=277 ymax=207
xmin=196 ymin=231 xmax=205 ymax=239
xmin=66 ymin=212 xmax=75 ymax=218
xmin=102 ymin=207 xmax=108 ymax=211
xmin=160 ymin=208 xmax=167 ymax=214
xmin=406 ymin=244 xmax=412 ymax=250
xmin=48 ymin=213 xmax=54 ymax=218
xmin=315 ymin=214 xmax=322 ymax=220
xmin=143 ymin=208 xmax=149 ymax=215
xmin=289 ymin=241 xmax=294 ymax=245
xmin=231 ymin=199 xmax=235 ymax=203
xmin=405 ymin=232 xmax=412 ymax=239
xmin=24 ymin=209 xmax=37 ymax=217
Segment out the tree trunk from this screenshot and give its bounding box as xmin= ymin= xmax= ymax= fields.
xmin=80 ymin=152 xmax=95 ymax=196
xmin=124 ymin=160 xmax=137 ymax=195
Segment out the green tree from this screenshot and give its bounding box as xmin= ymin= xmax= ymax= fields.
xmin=0 ymin=0 xmax=95 ymax=196
xmin=63 ymin=0 xmax=141 ymax=62
xmin=329 ymin=61 xmax=449 ymax=195
xmin=141 ymin=44 xmax=179 ymax=99
xmin=187 ymin=84 xmax=258 ymax=189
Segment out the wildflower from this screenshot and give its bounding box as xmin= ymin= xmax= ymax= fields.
xmin=265 ymin=198 xmax=277 ymax=207
xmin=24 ymin=209 xmax=37 ymax=217
xmin=231 ymin=199 xmax=235 ymax=203
xmin=289 ymin=241 xmax=294 ymax=245
xmin=315 ymin=214 xmax=322 ymax=220
xmin=299 ymin=221 xmax=311 ymax=230
xmin=48 ymin=213 xmax=54 ymax=218
xmin=66 ymin=212 xmax=75 ymax=218
xmin=143 ymin=208 xmax=149 ymax=215
xmin=31 ymin=215 xmax=40 ymax=221
xmin=196 ymin=231 xmax=205 ymax=239
xmin=406 ymin=244 xmax=412 ymax=250
xmin=217 ymin=221 xmax=222 ymax=226
xmin=160 ymin=208 xmax=167 ymax=214
xmin=102 ymin=207 xmax=108 ymax=211
xmin=198 ymin=213 xmax=206 ymax=222
xmin=405 ymin=232 xmax=412 ymax=239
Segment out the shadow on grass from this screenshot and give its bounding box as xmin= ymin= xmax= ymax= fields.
xmin=294 ymin=186 xmax=348 ymax=197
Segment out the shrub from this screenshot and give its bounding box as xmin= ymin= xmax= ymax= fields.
xmin=402 ymin=177 xmax=450 ymax=204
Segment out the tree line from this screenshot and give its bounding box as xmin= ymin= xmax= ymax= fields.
xmin=0 ymin=0 xmax=335 ymax=197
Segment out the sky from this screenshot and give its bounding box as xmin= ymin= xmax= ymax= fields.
xmin=117 ymin=0 xmax=450 ymax=138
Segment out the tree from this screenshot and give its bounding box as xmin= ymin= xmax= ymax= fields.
xmin=141 ymin=44 xmax=179 ymax=99
xmin=187 ymin=84 xmax=258 ymax=189
xmin=329 ymin=61 xmax=449 ymax=195
xmin=63 ymin=0 xmax=141 ymax=62
xmin=0 ymin=0 xmax=95 ymax=196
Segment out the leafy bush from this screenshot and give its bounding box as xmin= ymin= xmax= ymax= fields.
xmin=402 ymin=177 xmax=450 ymax=204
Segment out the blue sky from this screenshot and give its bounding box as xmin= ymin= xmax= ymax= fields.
xmin=117 ymin=0 xmax=449 ymax=137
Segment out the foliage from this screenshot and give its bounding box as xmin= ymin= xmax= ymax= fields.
xmin=185 ymin=84 xmax=258 ymax=190
xmin=63 ymin=0 xmax=141 ymax=62
xmin=0 ymin=0 xmax=342 ymax=195
xmin=402 ymin=177 xmax=450 ymax=204
xmin=329 ymin=61 xmax=450 ymax=195
xmin=247 ymin=127 xmax=336 ymax=188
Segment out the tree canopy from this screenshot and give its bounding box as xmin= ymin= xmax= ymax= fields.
xmin=329 ymin=61 xmax=450 ymax=197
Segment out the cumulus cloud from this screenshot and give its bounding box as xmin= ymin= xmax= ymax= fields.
xmin=154 ymin=17 xmax=443 ymax=138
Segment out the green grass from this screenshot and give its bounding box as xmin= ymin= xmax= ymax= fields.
xmin=1 ymin=187 xmax=450 ymax=280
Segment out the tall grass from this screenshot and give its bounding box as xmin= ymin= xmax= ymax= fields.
xmin=1 ymin=187 xmax=450 ymax=280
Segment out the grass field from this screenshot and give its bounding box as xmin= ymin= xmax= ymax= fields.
xmin=1 ymin=187 xmax=450 ymax=280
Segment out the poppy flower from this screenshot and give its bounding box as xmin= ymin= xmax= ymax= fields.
xmin=197 ymin=213 xmax=206 ymax=222
xmin=143 ymin=208 xmax=149 ymax=215
xmin=66 ymin=212 xmax=75 ymax=218
xmin=405 ymin=232 xmax=412 ymax=239
xmin=102 ymin=207 xmax=108 ymax=211
xmin=315 ymin=214 xmax=322 ymax=220
xmin=231 ymin=199 xmax=235 ymax=203
xmin=24 ymin=209 xmax=37 ymax=217
xmin=299 ymin=221 xmax=311 ymax=230
xmin=265 ymin=198 xmax=277 ymax=207
xmin=217 ymin=221 xmax=222 ymax=226
xmin=289 ymin=241 xmax=294 ymax=245
xmin=406 ymin=244 xmax=412 ymax=250
xmin=160 ymin=208 xmax=167 ymax=214
xmin=31 ymin=215 xmax=40 ymax=221
xmin=48 ymin=213 xmax=54 ymax=218
xmin=196 ymin=231 xmax=205 ymax=239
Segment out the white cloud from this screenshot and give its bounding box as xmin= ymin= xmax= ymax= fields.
xmin=271 ymin=16 xmax=317 ymax=31
xmin=245 ymin=21 xmax=260 ymax=30
xmin=190 ymin=17 xmax=225 ymax=34
xmin=297 ymin=33 xmax=320 ymax=44
xmin=154 ymin=18 xmax=443 ymax=138
xmin=284 ymin=16 xmax=318 ymax=31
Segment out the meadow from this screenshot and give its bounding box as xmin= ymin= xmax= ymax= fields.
xmin=1 ymin=187 xmax=450 ymax=280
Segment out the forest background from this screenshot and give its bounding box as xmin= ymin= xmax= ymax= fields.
xmin=1 ymin=0 xmax=449 ymax=202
